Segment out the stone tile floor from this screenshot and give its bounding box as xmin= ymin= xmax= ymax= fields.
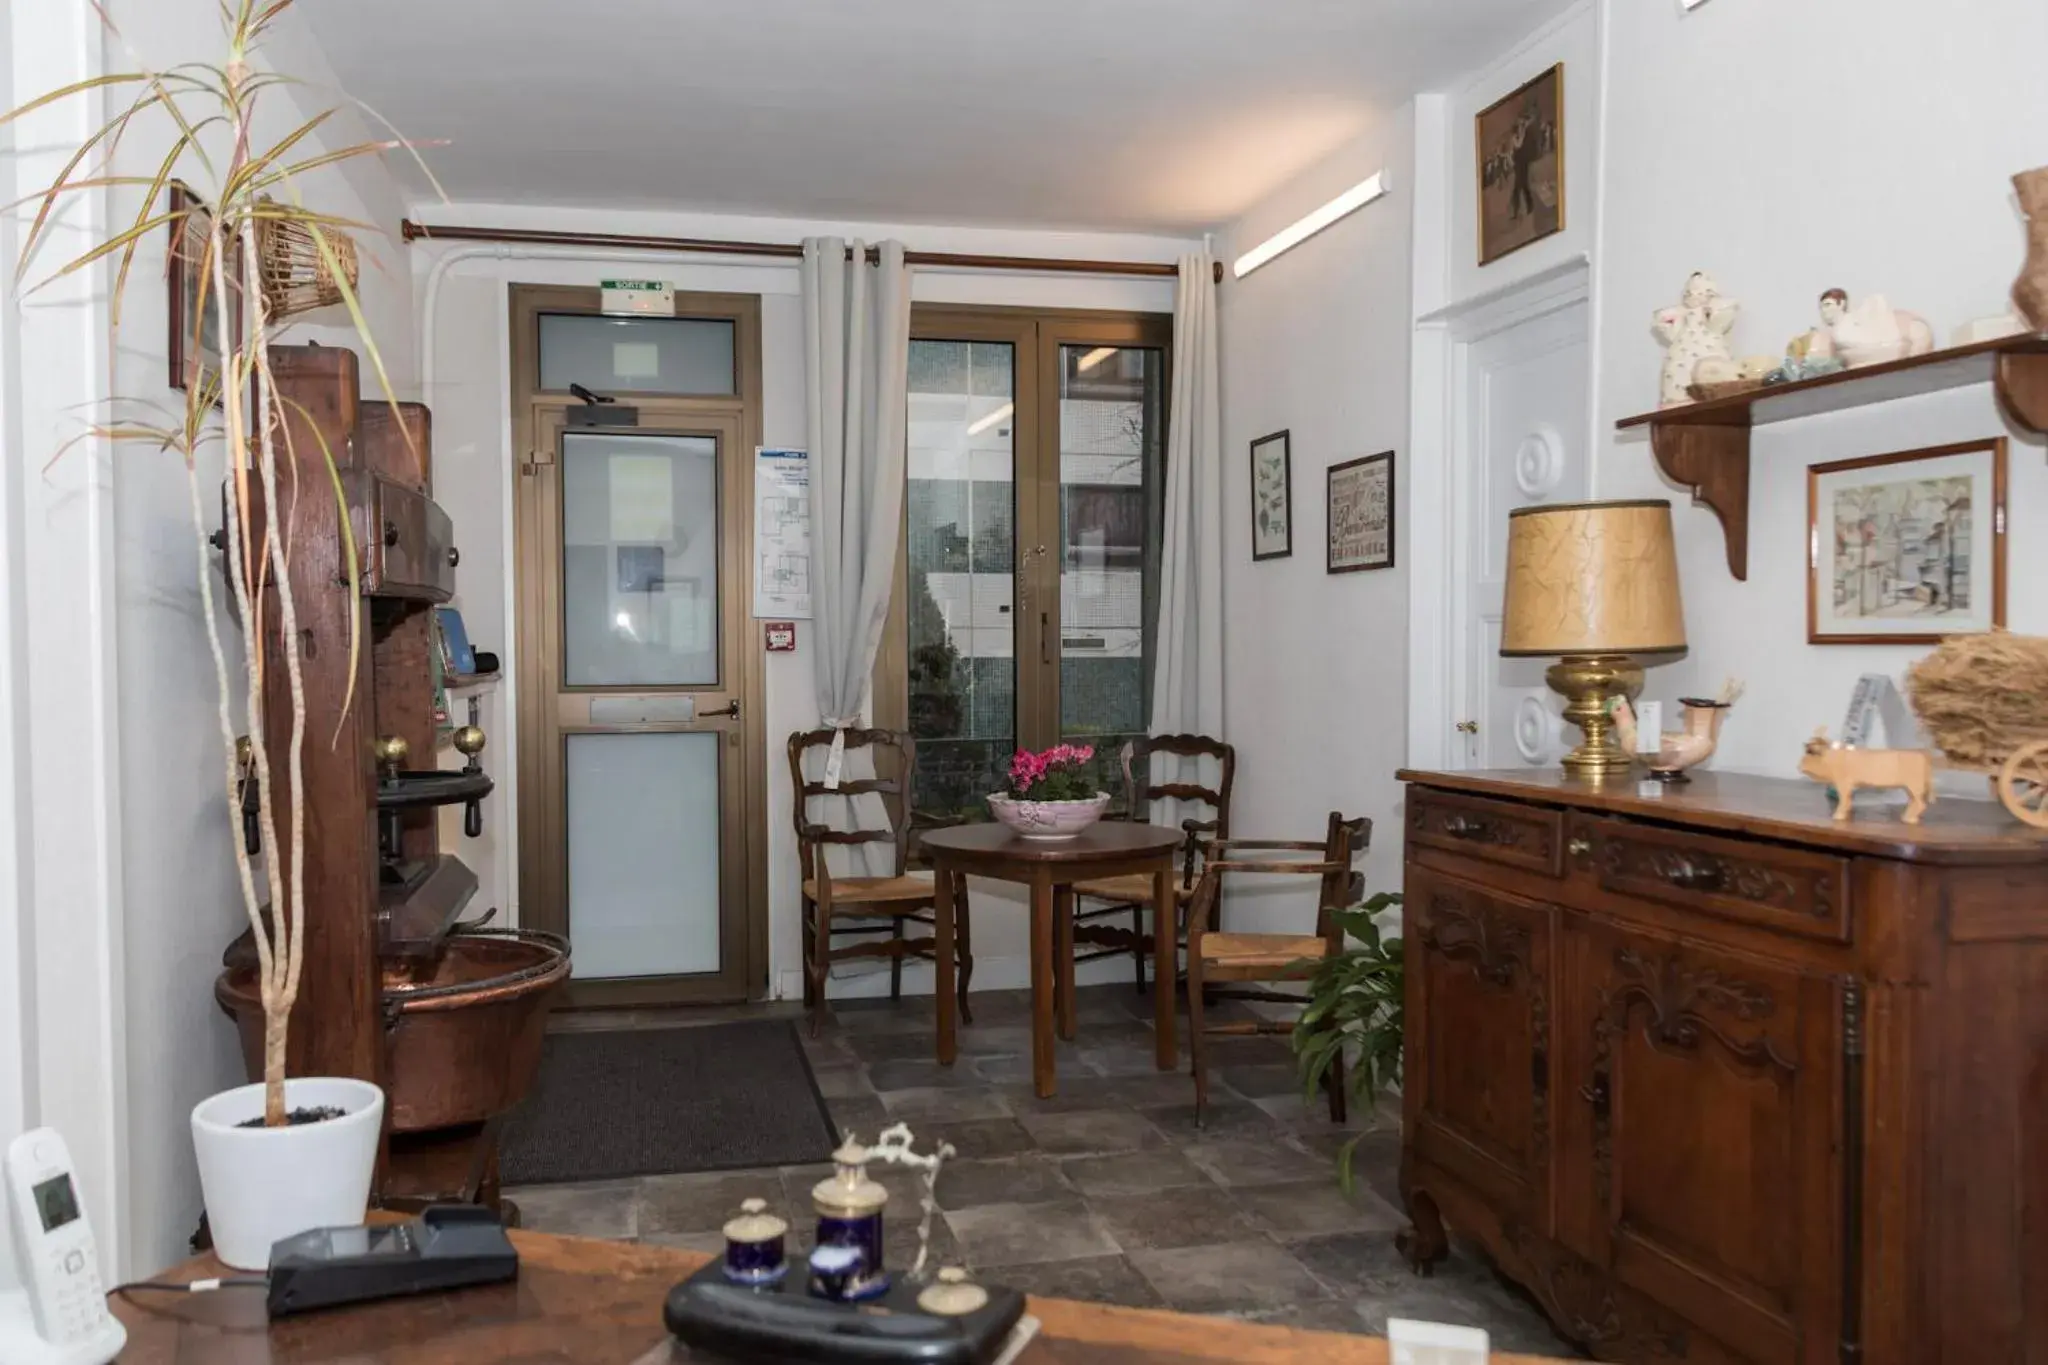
xmin=511 ymin=984 xmax=1577 ymax=1354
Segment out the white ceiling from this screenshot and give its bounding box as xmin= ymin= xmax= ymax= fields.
xmin=302 ymin=0 xmax=1560 ymax=234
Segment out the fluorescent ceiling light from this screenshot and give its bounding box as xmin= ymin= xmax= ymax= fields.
xmin=1232 ymin=171 xmax=1390 ymax=279
xmin=967 ymin=401 xmax=1014 ymax=437
xmin=1076 ymin=346 xmax=1118 ymax=373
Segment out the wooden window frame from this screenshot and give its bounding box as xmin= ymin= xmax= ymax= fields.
xmin=876 ymin=304 xmax=1172 ymax=794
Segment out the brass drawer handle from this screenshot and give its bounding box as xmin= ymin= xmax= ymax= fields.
xmin=1442 ymin=815 xmax=1489 ymax=839
xmin=1568 ymin=837 xmax=1592 ymax=857
xmin=1663 ymin=853 xmax=1725 ymax=894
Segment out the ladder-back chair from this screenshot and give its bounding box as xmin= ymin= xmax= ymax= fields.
xmin=1183 ymin=812 xmax=1370 ymax=1123
xmin=787 ymin=727 xmax=972 ymax=1037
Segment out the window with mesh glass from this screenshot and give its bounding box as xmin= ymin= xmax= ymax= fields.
xmin=890 ymin=311 xmax=1169 ymax=825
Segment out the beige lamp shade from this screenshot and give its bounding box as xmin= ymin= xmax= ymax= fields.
xmin=1500 ymin=500 xmax=1686 ymax=656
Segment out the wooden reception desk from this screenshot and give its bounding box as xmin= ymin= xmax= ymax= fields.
xmin=111 ymin=1229 xmax=1569 ymax=1363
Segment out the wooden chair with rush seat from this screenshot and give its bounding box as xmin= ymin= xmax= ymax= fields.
xmin=1183 ymin=811 xmax=1369 ymax=1124
xmin=788 ymin=727 xmax=972 ymax=1037
xmin=1064 ymin=735 xmax=1235 ymax=996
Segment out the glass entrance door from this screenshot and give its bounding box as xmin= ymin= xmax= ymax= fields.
xmin=517 ymin=404 xmax=757 ymax=1006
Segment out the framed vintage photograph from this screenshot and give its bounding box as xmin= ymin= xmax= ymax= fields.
xmin=167 ymin=181 xmax=240 ymax=396
xmin=1328 ymin=451 xmax=1395 ymax=573
xmin=1807 ymin=438 xmax=2007 ymax=644
xmin=1250 ymin=430 xmax=1292 ymax=561
xmin=1475 ymin=63 xmax=1565 ymax=266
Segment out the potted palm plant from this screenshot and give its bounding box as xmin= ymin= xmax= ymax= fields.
xmin=1292 ymin=892 xmax=1404 ymax=1192
xmin=7 ymin=1 xmax=424 ymax=1268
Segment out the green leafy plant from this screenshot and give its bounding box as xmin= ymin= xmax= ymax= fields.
xmin=1292 ymin=892 xmax=1405 ymax=1193
xmin=4 ymin=1 xmax=432 ymax=1126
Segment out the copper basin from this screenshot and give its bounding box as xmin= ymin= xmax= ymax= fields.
xmin=214 ymin=929 xmax=569 ymax=1134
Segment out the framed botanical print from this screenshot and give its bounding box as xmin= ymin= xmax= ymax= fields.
xmin=1476 ymin=63 xmax=1565 ymax=266
xmin=1328 ymin=451 xmax=1395 ymax=573
xmin=1807 ymin=438 xmax=2007 ymax=644
xmin=1250 ymin=430 xmax=1292 ymax=561
xmin=167 ymin=181 xmax=240 ymax=396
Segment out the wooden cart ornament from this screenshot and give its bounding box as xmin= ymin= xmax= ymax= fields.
xmin=1905 ymin=631 xmax=2048 ymax=829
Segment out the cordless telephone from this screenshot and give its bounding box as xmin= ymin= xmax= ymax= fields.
xmin=1 ymin=1128 xmax=125 ymax=1365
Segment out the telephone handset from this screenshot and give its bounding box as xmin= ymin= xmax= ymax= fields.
xmin=0 ymin=1128 xmax=126 ymax=1365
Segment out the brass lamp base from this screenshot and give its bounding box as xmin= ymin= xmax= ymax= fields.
xmin=1546 ymin=654 xmax=1644 ymax=782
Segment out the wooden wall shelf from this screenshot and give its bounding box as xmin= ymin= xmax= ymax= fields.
xmin=1616 ymin=333 xmax=2048 ymax=580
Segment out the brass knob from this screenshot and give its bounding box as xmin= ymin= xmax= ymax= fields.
xmin=373 ymin=734 xmax=410 ymax=773
xmin=1568 ymin=837 xmax=1592 ymax=857
xmin=452 ymin=725 xmax=487 ymax=758
xmin=234 ymin=735 xmax=252 ymax=766
xmin=1455 ymin=720 xmax=1480 ymax=734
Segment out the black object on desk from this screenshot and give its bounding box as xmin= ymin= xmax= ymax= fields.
xmin=664 ymin=1260 xmax=1026 ymax=1365
xmin=265 ymin=1205 xmax=518 ymax=1317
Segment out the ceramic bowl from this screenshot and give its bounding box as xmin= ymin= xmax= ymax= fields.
xmin=987 ymin=792 xmax=1111 ymax=840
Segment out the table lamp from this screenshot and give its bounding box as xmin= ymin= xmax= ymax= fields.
xmin=1500 ymin=499 xmax=1687 ymax=780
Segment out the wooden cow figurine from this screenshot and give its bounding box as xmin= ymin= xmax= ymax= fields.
xmin=1798 ymin=728 xmax=1936 ymax=824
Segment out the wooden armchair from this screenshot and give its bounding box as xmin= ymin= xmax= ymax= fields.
xmin=1183 ymin=812 xmax=1370 ymax=1124
xmin=1066 ymin=734 xmax=1236 ymax=994
xmin=787 ymin=727 xmax=972 ymax=1037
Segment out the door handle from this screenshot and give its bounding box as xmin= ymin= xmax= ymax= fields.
xmin=702 ymin=700 xmax=741 ymax=720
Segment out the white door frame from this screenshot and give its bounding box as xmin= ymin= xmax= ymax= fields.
xmin=1405 ymin=254 xmax=1591 ymax=773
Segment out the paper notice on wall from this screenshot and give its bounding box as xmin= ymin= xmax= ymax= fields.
xmin=753 ymin=447 xmax=811 ymax=619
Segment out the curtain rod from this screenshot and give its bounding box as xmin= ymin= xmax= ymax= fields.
xmin=399 ymin=220 xmax=1223 ymax=284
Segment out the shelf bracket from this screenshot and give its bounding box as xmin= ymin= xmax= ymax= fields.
xmin=1995 ymin=351 xmax=2048 ymax=434
xmin=1649 ymin=421 xmax=1750 ymax=581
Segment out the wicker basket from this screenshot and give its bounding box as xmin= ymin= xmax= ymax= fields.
xmin=1685 ymin=377 xmax=1767 ymax=402
xmin=254 ymin=202 xmax=360 ymax=319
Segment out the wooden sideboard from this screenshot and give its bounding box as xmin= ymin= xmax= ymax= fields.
xmin=1395 ymin=768 xmax=2048 ymax=1365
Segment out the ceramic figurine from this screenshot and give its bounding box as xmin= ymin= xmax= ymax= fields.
xmin=1821 ymin=290 xmax=1935 ymax=368
xmin=1610 ymin=679 xmax=1744 ymax=783
xmin=1798 ymin=728 xmax=1936 ymax=824
xmin=2014 ymin=166 xmax=2048 ymax=331
xmin=1653 ymin=271 xmax=1739 ymax=407
xmin=721 ymin=1197 xmax=788 ymax=1286
xmin=1765 ymin=352 xmax=1847 ymax=385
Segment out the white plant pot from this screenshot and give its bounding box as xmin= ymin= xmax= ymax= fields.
xmin=191 ymin=1077 xmax=384 ymax=1270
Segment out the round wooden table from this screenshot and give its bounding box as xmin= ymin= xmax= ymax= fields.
xmin=921 ymin=821 xmax=1184 ymax=1098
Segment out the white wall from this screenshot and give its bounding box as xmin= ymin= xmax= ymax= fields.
xmin=414 ymin=202 xmax=1197 ymax=1000
xmin=1432 ymin=2 xmax=1601 ymax=315
xmin=94 ymin=0 xmax=417 ymax=1272
xmin=1592 ymin=0 xmax=2048 ymax=778
xmin=1213 ymin=106 xmax=1417 ymax=918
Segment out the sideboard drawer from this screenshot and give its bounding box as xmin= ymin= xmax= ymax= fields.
xmin=1588 ymin=816 xmax=1851 ymax=943
xmin=1408 ymin=789 xmax=1564 ymax=877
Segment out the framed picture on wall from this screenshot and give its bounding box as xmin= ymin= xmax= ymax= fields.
xmin=1328 ymin=451 xmax=1395 ymax=573
xmin=1250 ymin=430 xmax=1292 ymax=561
xmin=1807 ymin=438 xmax=2007 ymax=644
xmin=1475 ymin=62 xmax=1565 ymax=266
xmin=166 ymin=181 xmax=241 ymax=397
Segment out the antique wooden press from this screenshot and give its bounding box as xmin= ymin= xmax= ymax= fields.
xmin=216 ymin=342 xmax=567 ymax=1212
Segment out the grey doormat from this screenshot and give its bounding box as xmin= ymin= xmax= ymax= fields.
xmin=499 ymin=1021 xmax=838 ymax=1185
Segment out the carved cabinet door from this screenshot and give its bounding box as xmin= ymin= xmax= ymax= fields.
xmin=1557 ymin=918 xmax=1844 ymax=1365
xmin=1405 ymin=868 xmax=1555 ymax=1234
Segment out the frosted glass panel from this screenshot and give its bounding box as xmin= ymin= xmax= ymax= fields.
xmin=567 ymin=732 xmax=721 ymax=979
xmin=538 ymin=313 xmax=736 ymax=395
xmin=562 ymin=431 xmax=719 ymax=686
